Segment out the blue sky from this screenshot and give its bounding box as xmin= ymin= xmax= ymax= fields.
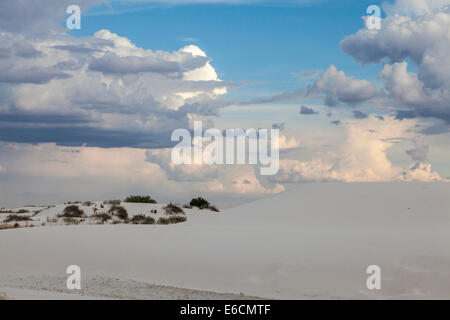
xmin=79 ymin=0 xmax=384 ymax=99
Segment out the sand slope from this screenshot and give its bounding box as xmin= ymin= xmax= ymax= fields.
xmin=1 ymin=182 xmax=450 ymax=299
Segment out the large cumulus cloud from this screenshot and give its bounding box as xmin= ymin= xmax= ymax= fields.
xmin=270 ymin=116 xmax=445 ymax=183
xmin=340 ymin=6 xmax=450 ymax=124
xmin=0 ymin=27 xmax=229 ymax=147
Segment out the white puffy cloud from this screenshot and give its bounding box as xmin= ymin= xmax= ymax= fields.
xmin=400 ymin=162 xmax=444 ymax=181
xmin=0 ymin=142 xmax=284 ymax=207
xmin=0 ymin=29 xmax=229 ymax=147
xmin=270 ymin=116 xmax=444 ymax=183
xmin=278 ymin=135 xmax=300 ymax=150
xmin=340 ymin=7 xmax=450 ymax=123
xmin=145 ymin=148 xmax=219 ymax=182
xmin=308 ymin=65 xmax=378 ymax=106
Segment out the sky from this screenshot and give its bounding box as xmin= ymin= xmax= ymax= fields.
xmin=0 ymin=0 xmax=449 ymax=207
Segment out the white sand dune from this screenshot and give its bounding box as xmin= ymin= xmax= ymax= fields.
xmin=1 ymin=182 xmax=450 ymax=299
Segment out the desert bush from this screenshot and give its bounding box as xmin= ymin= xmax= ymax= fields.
xmin=208 ymin=205 xmax=220 ymax=212
xmin=143 ymin=216 xmax=155 ymax=225
xmin=93 ymin=213 xmax=112 ymax=222
xmin=182 ymin=204 xmax=192 ymax=209
xmin=0 ymin=224 xmax=16 ymax=230
xmin=4 ymin=215 xmax=32 ymax=222
xmin=163 ymin=203 xmax=184 ymax=215
xmin=66 ymin=201 xmax=81 ymax=205
xmin=157 ymin=216 xmax=187 ymax=225
xmin=82 ymin=201 xmax=92 ymax=207
xmin=108 ymin=205 xmax=128 ymax=220
xmin=103 ymin=200 xmax=121 ymax=206
xmin=124 ymin=195 xmax=157 ymax=204
xmin=58 ymin=205 xmax=84 ymax=218
xmin=168 ymin=216 xmax=187 ymax=224
xmin=46 ymin=217 xmax=57 ymax=223
xmin=0 ymin=209 xmax=13 ymax=214
xmin=130 ymin=214 xmax=145 ymax=224
xmin=16 ymin=209 xmax=29 ymax=214
xmin=129 ymin=214 xmax=154 ymax=225
xmin=63 ymin=217 xmax=81 ymax=225
xmin=189 ymin=197 xmax=210 ymax=208
xmin=157 ymin=217 xmax=170 ymax=225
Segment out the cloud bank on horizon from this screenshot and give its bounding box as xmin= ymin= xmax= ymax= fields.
xmin=0 ymin=0 xmax=449 ymax=206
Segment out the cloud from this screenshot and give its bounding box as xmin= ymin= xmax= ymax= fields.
xmin=0 ymin=0 xmax=104 ymax=34
xmin=406 ymin=137 xmax=430 ymax=163
xmin=279 ymin=135 xmax=300 ymax=150
xmin=383 ymin=0 xmax=450 ymax=16
xmin=293 ymin=69 xmax=321 ymax=79
xmin=272 ymin=122 xmax=285 ymax=131
xmin=0 ymin=29 xmax=229 ymax=147
xmin=0 ymin=142 xmax=284 ymax=207
xmin=145 ymin=148 xmax=219 ymax=182
xmin=400 ymin=162 xmax=444 ymax=181
xmin=340 ymin=7 xmax=450 ymax=124
xmin=88 ymin=51 xmax=210 ymax=76
xmin=352 ymin=110 xmax=368 ymax=119
xmin=308 ymin=65 xmax=378 ymax=106
xmin=270 ymin=116 xmax=444 ymax=183
xmin=300 ymin=105 xmax=319 ymax=115
xmin=239 ymin=89 xmax=306 ymax=105
xmin=0 ymin=65 xmax=70 ymax=84
xmin=400 ymin=136 xmax=444 ymax=181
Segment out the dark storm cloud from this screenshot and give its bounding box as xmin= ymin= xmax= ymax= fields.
xmin=352 ymin=110 xmax=368 ymax=119
xmin=0 ymin=66 xmax=71 ymax=84
xmin=0 ymin=125 xmax=175 ymax=149
xmin=300 ymin=105 xmax=318 ymax=115
xmin=88 ymin=52 xmax=211 ymax=75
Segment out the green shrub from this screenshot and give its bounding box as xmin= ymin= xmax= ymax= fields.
xmin=130 ymin=214 xmax=146 ymax=224
xmin=168 ymin=216 xmax=187 ymax=224
xmin=109 ymin=205 xmax=128 ymax=220
xmin=59 ymin=205 xmax=84 ymax=218
xmin=4 ymin=215 xmax=32 ymax=223
xmin=63 ymin=217 xmax=81 ymax=225
xmin=143 ymin=217 xmax=155 ymax=225
xmin=163 ymin=203 xmax=184 ymax=215
xmin=82 ymin=201 xmax=92 ymax=207
xmin=93 ymin=213 xmax=112 ymax=222
xmin=157 ymin=217 xmax=170 ymax=225
xmin=103 ymin=200 xmax=121 ymax=206
xmin=208 ymin=205 xmax=220 ymax=212
xmin=124 ymin=196 xmax=157 ymax=204
xmin=130 ymin=215 xmax=155 ymax=225
xmin=0 ymin=223 xmax=16 ymax=230
xmin=157 ymin=216 xmax=187 ymax=225
xmin=16 ymin=209 xmax=30 ymax=214
xmin=189 ymin=197 xmax=210 ymax=208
